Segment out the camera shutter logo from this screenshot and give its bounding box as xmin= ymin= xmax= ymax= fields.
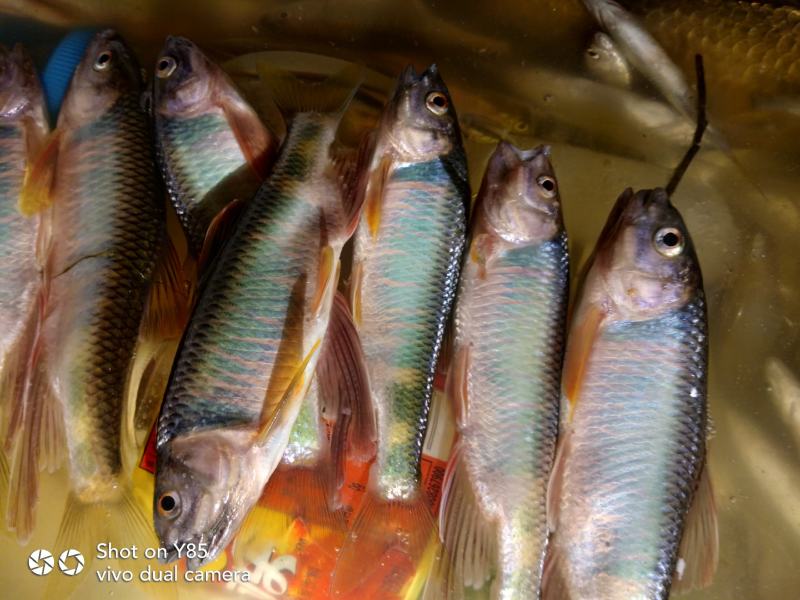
xmin=28 ymin=549 xmax=54 ymax=576
xmin=58 ymin=549 xmax=85 ymax=576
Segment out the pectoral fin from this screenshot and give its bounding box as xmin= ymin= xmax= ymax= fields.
xmin=19 ymin=130 xmax=60 ymax=216
xmin=364 ymin=154 xmax=391 ymax=240
xmin=561 ymin=303 xmax=605 ymax=422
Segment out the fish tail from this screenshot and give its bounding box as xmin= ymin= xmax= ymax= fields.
xmin=45 ymin=486 xmax=166 ymax=599
xmin=331 ymin=488 xmax=439 ymax=599
xmin=256 ymin=60 xmax=363 ymax=117
xmin=0 ymin=299 xmax=39 ymax=449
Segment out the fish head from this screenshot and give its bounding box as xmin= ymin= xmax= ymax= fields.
xmin=153 ymin=36 xmax=215 ymax=118
xmin=154 ymin=428 xmax=266 ymax=568
xmin=381 ymin=63 xmax=460 ymax=161
xmin=0 ymin=43 xmax=41 ymax=119
xmin=59 ymin=30 xmax=142 ymax=127
xmin=590 ymin=187 xmax=701 ymax=321
xmin=478 ymin=142 xmax=562 ymax=244
xmin=584 ymin=31 xmax=631 ymax=87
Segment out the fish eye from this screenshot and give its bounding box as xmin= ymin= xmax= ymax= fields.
xmin=93 ymin=50 xmax=113 ymax=72
xmin=425 ymin=91 xmax=449 ymax=116
xmin=654 ymin=227 xmax=684 ymax=257
xmin=537 ymin=175 xmax=557 ymax=197
xmin=156 ymin=56 xmax=177 ymax=79
xmin=158 ymin=492 xmax=180 ymax=518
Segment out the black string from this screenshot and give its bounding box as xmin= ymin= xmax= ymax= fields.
xmin=665 ymin=54 xmax=707 ymax=197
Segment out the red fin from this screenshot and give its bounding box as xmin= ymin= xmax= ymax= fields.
xmin=561 ymin=303 xmax=605 ymax=422
xmin=434 ymin=443 xmax=494 ymax=596
xmin=19 ymin=130 xmax=60 ymax=216
xmin=446 ymin=345 xmax=471 ymax=429
xmin=197 ymin=197 xmax=247 ymax=269
xmin=673 ymin=460 xmax=719 ymax=593
xmin=335 ymin=130 xmax=375 ymax=240
xmin=331 ymin=489 xmax=438 ymax=599
xmin=318 ymin=293 xmax=375 ymax=492
xmin=222 ymin=97 xmax=274 ymax=180
xmin=140 ymin=236 xmax=193 ymax=342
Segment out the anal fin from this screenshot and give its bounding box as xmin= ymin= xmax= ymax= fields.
xmin=673 ymin=459 xmax=719 ymax=593
xmin=432 ymin=442 xmax=495 ymax=598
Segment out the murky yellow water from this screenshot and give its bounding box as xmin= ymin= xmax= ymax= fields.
xmin=1 ymin=1 xmax=799 ymax=598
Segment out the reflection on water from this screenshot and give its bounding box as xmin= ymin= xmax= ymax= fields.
xmin=1 ymin=0 xmax=799 ymax=597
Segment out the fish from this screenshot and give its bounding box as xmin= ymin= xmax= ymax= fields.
xmin=153 ymin=71 xmax=364 ymax=569
xmin=7 ymin=28 xmax=165 ymax=570
xmin=541 ymin=185 xmax=719 ymax=599
xmin=0 ymin=44 xmax=48 ymax=455
xmin=585 ymin=31 xmax=632 ymax=88
xmin=581 ymin=0 xmax=696 ymax=122
xmin=152 ymin=36 xmax=280 ymax=256
xmin=433 ymin=142 xmax=569 ymax=598
xmin=331 ymin=64 xmax=470 ymax=599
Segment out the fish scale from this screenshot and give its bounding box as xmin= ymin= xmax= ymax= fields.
xmin=556 ymin=295 xmax=707 ymax=599
xmin=45 ymin=91 xmax=163 ymax=494
xmin=359 ymin=158 xmax=467 ymax=494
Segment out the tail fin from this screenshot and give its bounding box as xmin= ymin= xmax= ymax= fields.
xmin=45 ymin=486 xmax=169 ymax=599
xmin=331 ymin=489 xmax=439 ymax=599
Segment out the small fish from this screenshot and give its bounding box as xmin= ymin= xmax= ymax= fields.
xmin=582 ymin=0 xmax=695 ymax=121
xmin=0 ymin=44 xmax=48 ymax=452
xmin=153 ymin=72 xmax=363 ymax=568
xmin=152 ymin=36 xmax=280 ymax=256
xmin=434 ymin=142 xmax=568 ymax=598
xmin=8 ymin=29 xmax=165 ymax=578
xmin=332 ymin=64 xmax=469 ymax=599
xmin=585 ymin=31 xmax=632 ymax=88
xmin=542 ymin=184 xmax=719 ymax=598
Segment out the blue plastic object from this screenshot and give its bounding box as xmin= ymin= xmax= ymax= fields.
xmin=41 ymin=29 xmax=97 ymax=124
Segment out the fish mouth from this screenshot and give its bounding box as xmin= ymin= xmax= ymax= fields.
xmin=160 ymin=510 xmax=237 ymax=569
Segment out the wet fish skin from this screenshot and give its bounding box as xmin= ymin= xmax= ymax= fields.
xmin=152 ymin=36 xmax=277 ymax=255
xmin=39 ymin=30 xmax=163 ymax=501
xmin=543 ymin=187 xmax=709 ymax=600
xmin=585 ymin=31 xmax=632 ymax=87
xmin=154 ymin=108 xmax=353 ymax=568
xmin=439 ymin=142 xmax=568 ymax=597
xmin=0 ymin=44 xmax=47 ymax=420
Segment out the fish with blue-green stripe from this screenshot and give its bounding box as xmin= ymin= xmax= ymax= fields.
xmin=153 ymin=77 xmax=363 ymax=567
xmin=434 ymin=142 xmax=569 ymax=599
xmin=332 ymin=64 xmax=469 ymax=599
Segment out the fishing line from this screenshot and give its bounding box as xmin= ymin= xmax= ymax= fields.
xmin=666 ymin=54 xmax=707 ymax=197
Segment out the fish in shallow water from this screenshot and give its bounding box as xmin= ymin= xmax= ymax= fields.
xmin=542 ymin=185 xmax=719 ymax=599
xmin=7 ymin=29 xmax=164 ymax=561
xmin=153 ymin=73 xmax=363 ymax=568
xmin=331 ymin=64 xmax=469 ymax=599
xmin=0 ymin=44 xmax=48 ymax=455
xmin=152 ymin=36 xmax=280 ymax=256
xmin=434 ymin=142 xmax=568 ymax=599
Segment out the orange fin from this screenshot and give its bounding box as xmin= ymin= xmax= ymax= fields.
xmin=140 ymin=236 xmax=193 ymax=342
xmin=222 ymin=97 xmax=275 ymax=181
xmin=197 ymin=197 xmax=247 ymax=269
xmin=331 ymin=489 xmax=438 ymax=599
xmin=673 ymin=460 xmax=719 ymax=593
xmin=19 ymin=130 xmax=60 ymax=216
xmin=469 ymin=233 xmax=496 ymax=279
xmin=434 ymin=442 xmax=495 ymax=596
xmin=561 ymin=303 xmax=605 ymax=422
xmin=318 ymin=293 xmax=375 ymax=491
xmin=255 ymin=339 xmax=322 ymax=448
xmin=349 ymin=261 xmax=364 ymax=327
xmin=364 ymin=153 xmax=392 ymax=240
xmin=333 ymin=130 xmax=375 ymax=240
xmin=446 ymin=345 xmax=470 ymax=429
xmin=311 ymin=245 xmax=336 ymax=319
